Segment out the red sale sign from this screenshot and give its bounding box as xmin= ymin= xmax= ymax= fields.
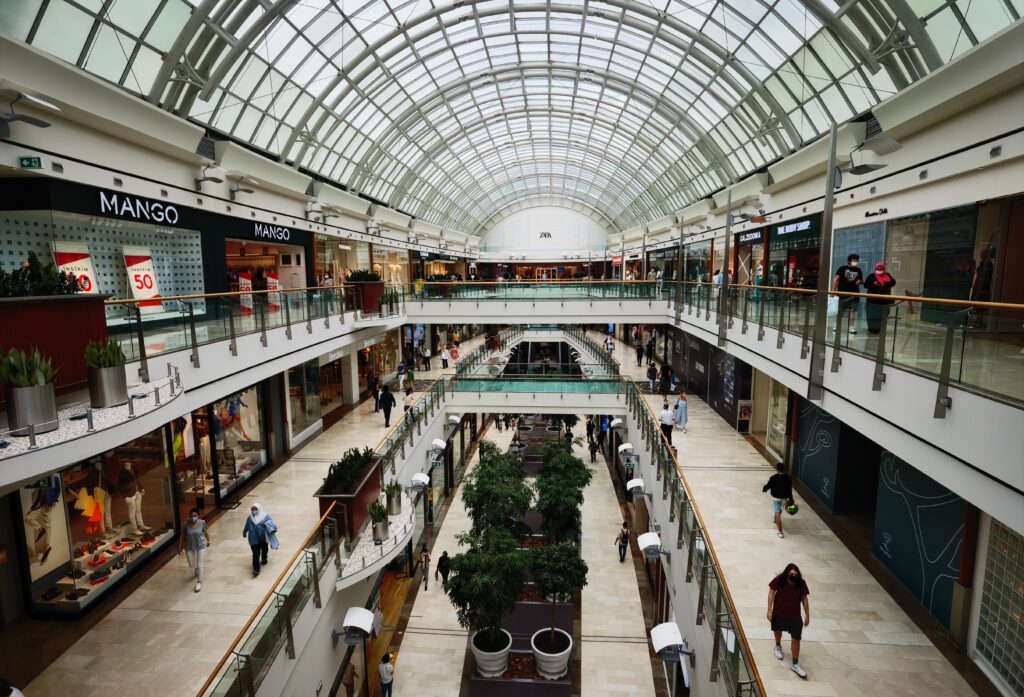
xmin=267 ymin=272 xmax=280 ymax=313
xmin=122 ymin=245 xmax=163 ymax=314
xmin=239 ymin=271 xmax=253 ymax=316
xmin=52 ymin=241 xmax=98 ymax=294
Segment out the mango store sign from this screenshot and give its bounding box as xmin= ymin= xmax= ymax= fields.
xmin=99 ymin=191 xmax=180 ymax=225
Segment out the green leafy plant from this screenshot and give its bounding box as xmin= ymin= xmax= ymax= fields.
xmin=535 ymin=438 xmax=592 ymax=543
xmin=381 ymin=287 xmax=401 ymax=305
xmin=348 ymin=269 xmax=381 ymax=283
xmin=0 ymin=251 xmax=81 ymax=297
xmin=84 ymin=339 xmax=126 ymax=368
xmin=0 ymin=346 xmax=58 ymax=388
xmin=530 ymin=542 xmax=589 ymax=647
xmin=321 ymin=446 xmax=375 ymax=494
xmin=461 ymin=440 xmax=531 ymax=535
xmin=385 ymin=479 xmax=403 ymax=499
xmin=368 ymin=499 xmax=389 ymax=524
xmin=444 ymin=526 xmax=527 ymax=651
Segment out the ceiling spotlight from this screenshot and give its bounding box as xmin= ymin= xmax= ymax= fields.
xmin=194 ymin=165 xmax=224 ymax=192
xmin=229 ymin=181 xmax=255 ymax=200
xmin=833 ymin=148 xmax=887 ymax=187
xmin=0 ymin=94 xmax=53 ymax=137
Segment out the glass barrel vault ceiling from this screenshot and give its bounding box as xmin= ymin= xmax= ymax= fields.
xmin=3 ymin=0 xmax=1020 ymax=234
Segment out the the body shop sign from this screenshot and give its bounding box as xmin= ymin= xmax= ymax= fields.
xmin=100 ymin=191 xmax=180 ymax=225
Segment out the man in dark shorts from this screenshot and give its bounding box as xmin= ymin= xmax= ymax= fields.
xmin=832 ymin=253 xmax=864 ymax=335
xmin=767 ymin=563 xmax=810 ymax=678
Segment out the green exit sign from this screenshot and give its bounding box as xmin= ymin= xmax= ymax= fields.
xmin=18 ymin=156 xmax=43 ymax=169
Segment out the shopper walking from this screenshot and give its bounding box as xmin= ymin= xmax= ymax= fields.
xmin=659 ymin=365 xmax=672 ymax=399
xmin=369 ymin=376 xmax=381 ymax=413
xmin=397 ymin=361 xmax=406 ymax=391
xmin=585 ymin=416 xmax=595 ymax=442
xmin=767 ymin=563 xmax=810 ymax=678
xmin=178 ymin=507 xmax=211 ymax=592
xmin=380 ymin=384 xmax=397 ymax=427
xmin=645 ymin=339 xmax=655 ymax=366
xmin=647 ymin=364 xmax=658 ymax=392
xmin=419 ymin=544 xmax=431 ymax=590
xmin=659 ymin=403 xmax=674 ymax=445
xmin=403 ymin=386 xmax=414 ymax=414
xmin=589 ymin=438 xmax=599 ymax=463
xmin=596 ymin=421 xmax=607 ymax=450
xmin=614 ymin=521 xmax=630 ymax=562
xmin=674 ymin=391 xmax=688 ymax=432
xmin=635 ymin=341 xmax=644 ymax=368
xmin=832 ymin=253 xmax=864 ymax=334
xmin=864 ymin=262 xmax=896 ymax=334
xmin=436 ymin=550 xmax=451 ymax=585
xmin=440 ymin=345 xmax=451 ymax=369
xmin=420 ymin=344 xmax=431 ymax=371
xmin=379 ymin=654 xmax=395 ymax=697
xmin=243 ymin=503 xmax=277 ymax=577
xmin=762 ymin=463 xmax=794 ymax=538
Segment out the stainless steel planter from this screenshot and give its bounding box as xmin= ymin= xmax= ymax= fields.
xmin=87 ymin=365 xmax=128 ymax=408
xmin=387 ymin=494 xmax=401 ymax=516
xmin=372 ymin=520 xmax=390 ymax=544
xmin=6 ymin=384 xmax=59 ymax=436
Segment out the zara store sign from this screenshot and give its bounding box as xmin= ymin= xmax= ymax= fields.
xmin=99 ymin=190 xmax=180 ymax=225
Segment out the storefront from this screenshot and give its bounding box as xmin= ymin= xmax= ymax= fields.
xmin=750 ymin=369 xmax=790 ymax=460
xmin=683 ymin=240 xmax=711 ymax=282
xmin=225 ymin=237 xmax=307 ymax=294
xmin=11 ymin=426 xmax=176 ymax=615
xmin=645 ymin=247 xmax=678 ymax=282
xmin=371 ymin=243 xmax=409 ymax=285
xmin=767 ymin=215 xmax=822 ymax=288
xmin=356 ymin=329 xmax=401 ymax=393
xmin=734 ymin=228 xmax=766 ymax=286
xmin=286 ymin=359 xmax=322 ymax=447
xmin=315 ymin=234 xmax=370 ymax=285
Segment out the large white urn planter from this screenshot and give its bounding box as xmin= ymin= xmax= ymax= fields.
xmin=530 ymin=628 xmax=573 ymax=679
xmin=470 ymin=628 xmax=513 ymax=678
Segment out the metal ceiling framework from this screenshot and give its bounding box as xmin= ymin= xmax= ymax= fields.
xmin=6 ymin=0 xmax=1020 ymax=237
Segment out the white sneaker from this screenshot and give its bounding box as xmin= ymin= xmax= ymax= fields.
xmin=773 ymin=645 xmax=783 ymax=660
xmin=195 ymin=582 xmax=202 ymax=592
xmin=791 ymin=662 xmax=807 ymax=678
xmin=850 ymin=326 xmax=858 ymax=334
xmin=777 ymin=531 xmax=785 ymax=538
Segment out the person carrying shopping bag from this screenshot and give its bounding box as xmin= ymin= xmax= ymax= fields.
xmin=243 ymin=503 xmax=278 ymax=577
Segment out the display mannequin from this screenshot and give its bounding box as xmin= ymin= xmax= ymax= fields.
xmin=90 ymin=457 xmax=116 ymax=537
xmin=119 ymin=462 xmax=150 ymax=536
xmin=25 ymin=484 xmax=59 ymax=564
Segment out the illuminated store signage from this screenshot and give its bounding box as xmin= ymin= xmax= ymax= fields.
xmin=771 ymin=216 xmax=820 ymax=238
xmin=99 ymin=191 xmax=180 ymax=225
xmin=254 ymin=223 xmax=291 ymax=240
xmin=737 ymin=230 xmax=764 ymax=245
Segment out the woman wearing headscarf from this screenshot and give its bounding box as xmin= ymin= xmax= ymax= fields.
xmin=674 ymin=391 xmax=688 ymax=433
xmin=864 ymin=262 xmax=896 ymax=334
xmin=242 ymin=503 xmax=278 ymax=577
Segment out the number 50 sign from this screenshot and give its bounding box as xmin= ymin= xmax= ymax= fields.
xmin=123 ymin=245 xmax=163 ymax=314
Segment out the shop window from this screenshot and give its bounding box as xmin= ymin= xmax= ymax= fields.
xmin=974 ymin=520 xmax=1024 ymax=696
xmin=19 ymin=427 xmax=175 ymax=613
xmin=211 ymin=386 xmax=268 ymax=497
xmin=287 ymin=359 xmax=322 ymax=439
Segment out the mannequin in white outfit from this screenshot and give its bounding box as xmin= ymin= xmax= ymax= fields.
xmin=119 ymin=462 xmax=150 ymax=535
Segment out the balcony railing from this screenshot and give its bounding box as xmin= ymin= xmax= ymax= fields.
xmin=104 ymin=284 xmax=406 ymax=379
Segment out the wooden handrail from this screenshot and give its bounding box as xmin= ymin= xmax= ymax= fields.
xmin=104 ymin=284 xmax=361 ymax=306
xmin=196 ymin=501 xmax=338 ymax=697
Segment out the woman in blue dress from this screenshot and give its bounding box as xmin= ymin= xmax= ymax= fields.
xmin=674 ymin=391 xmax=688 ymax=433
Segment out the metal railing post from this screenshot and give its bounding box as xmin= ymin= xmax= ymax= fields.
xmin=186 ymin=302 xmax=200 ymax=368
xmin=239 ymin=655 xmax=256 ymax=697
xmin=283 ymin=292 xmax=293 ymax=340
xmin=801 ymin=300 xmax=812 ymax=359
xmin=741 ymin=291 xmax=750 ymax=334
xmin=305 ymin=292 xmax=313 ymax=334
xmin=258 ymin=298 xmax=268 ymax=347
xmin=776 ymin=296 xmax=786 ymax=348
xmin=276 ymin=595 xmax=295 ymax=659
xmin=830 ymin=306 xmax=845 ymax=372
xmin=934 ymin=312 xmax=958 ymax=418
xmin=756 ymin=291 xmax=766 ymax=341
xmin=306 ymin=551 xmax=322 ymax=608
xmin=227 ymin=301 xmax=238 ymax=356
xmin=133 ymin=306 xmax=150 ymax=382
xmin=872 ymin=304 xmax=891 ymax=390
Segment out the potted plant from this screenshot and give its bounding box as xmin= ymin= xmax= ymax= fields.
xmin=460 ymin=441 xmax=530 ymax=535
xmin=385 ymin=479 xmax=403 ymax=515
xmin=0 ymin=252 xmax=110 ymax=395
xmin=84 ymin=339 xmax=128 ymax=408
xmin=0 ymin=346 xmax=59 ymax=435
xmin=314 ymin=446 xmax=380 ymax=542
xmin=529 ymin=542 xmax=588 ymax=679
xmin=444 ymin=527 xmax=527 ymax=677
xmin=535 ymin=439 xmax=593 ymax=543
xmin=369 ymin=500 xmax=389 ymax=544
xmin=381 ymin=286 xmax=400 ymax=315
xmin=348 ymin=269 xmax=384 ymax=314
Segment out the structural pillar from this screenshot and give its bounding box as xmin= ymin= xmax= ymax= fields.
xmin=949 ymin=503 xmax=981 ymax=648
xmin=807 ymin=122 xmax=840 ymax=401
xmin=340 ymin=351 xmax=361 ymax=405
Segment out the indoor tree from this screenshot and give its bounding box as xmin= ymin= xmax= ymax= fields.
xmin=460 ymin=440 xmax=531 ymax=535
xmin=530 ymin=542 xmax=589 ymax=652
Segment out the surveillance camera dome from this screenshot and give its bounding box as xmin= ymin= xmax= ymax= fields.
xmin=609 ymin=418 xmax=623 ymax=429
xmin=410 ymin=472 xmax=430 ymax=491
xmin=342 ymin=607 xmax=374 ymax=636
xmin=618 ymin=442 xmax=634 ymax=455
xmin=448 ymin=415 xmax=461 ymax=425
xmin=650 ymin=622 xmax=684 ymax=656
xmin=638 ymin=532 xmax=661 ymax=560
xmin=430 ymin=438 xmax=446 ymax=452
xmin=626 ymin=477 xmax=644 ymax=494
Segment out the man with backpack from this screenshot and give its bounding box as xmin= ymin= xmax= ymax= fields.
xmin=614 ymin=521 xmax=630 ymax=563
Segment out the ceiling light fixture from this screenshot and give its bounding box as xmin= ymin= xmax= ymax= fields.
xmin=0 ymin=94 xmax=53 ymax=137
xmin=194 ymin=165 xmax=223 ymax=192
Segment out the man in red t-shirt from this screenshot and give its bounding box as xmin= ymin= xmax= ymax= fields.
xmin=767 ymin=563 xmax=810 ymax=678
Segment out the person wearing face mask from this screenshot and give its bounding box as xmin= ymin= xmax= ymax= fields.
xmin=242 ymin=503 xmax=278 ymax=577
xmin=864 ymin=262 xmax=897 ymax=334
xmin=767 ymin=562 xmax=811 ymax=678
xmin=178 ymin=508 xmax=210 ymax=592
xmin=832 ymin=253 xmax=864 ymax=334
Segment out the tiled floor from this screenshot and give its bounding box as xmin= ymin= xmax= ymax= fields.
xmin=595 ymin=329 xmax=982 ymax=697
xmin=21 ymin=334 xmax=487 ymax=697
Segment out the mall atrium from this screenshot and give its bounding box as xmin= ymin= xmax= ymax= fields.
xmin=0 ymin=2 xmax=1022 ymax=697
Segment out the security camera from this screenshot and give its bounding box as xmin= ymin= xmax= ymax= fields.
xmin=448 ymin=415 xmax=461 ymax=425
xmin=650 ymin=623 xmax=695 ymax=686
xmin=332 ymin=606 xmax=374 ymax=647
xmin=638 ymin=532 xmax=665 ymax=561
xmin=609 ymin=418 xmax=623 ymax=429
xmin=410 ymin=472 xmax=430 ymax=492
xmin=626 ymin=477 xmax=646 ymax=501
xmin=429 ymin=438 xmax=446 ymax=453
xmin=618 ymin=442 xmax=634 ymax=456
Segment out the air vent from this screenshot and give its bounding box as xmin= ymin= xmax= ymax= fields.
xmin=196 ymin=136 xmax=216 ymax=160
xmin=865 ymin=115 xmax=882 ymax=140
xmin=990 ymin=145 xmax=1002 ymax=158
xmin=51 ymin=162 xmax=63 ymax=173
